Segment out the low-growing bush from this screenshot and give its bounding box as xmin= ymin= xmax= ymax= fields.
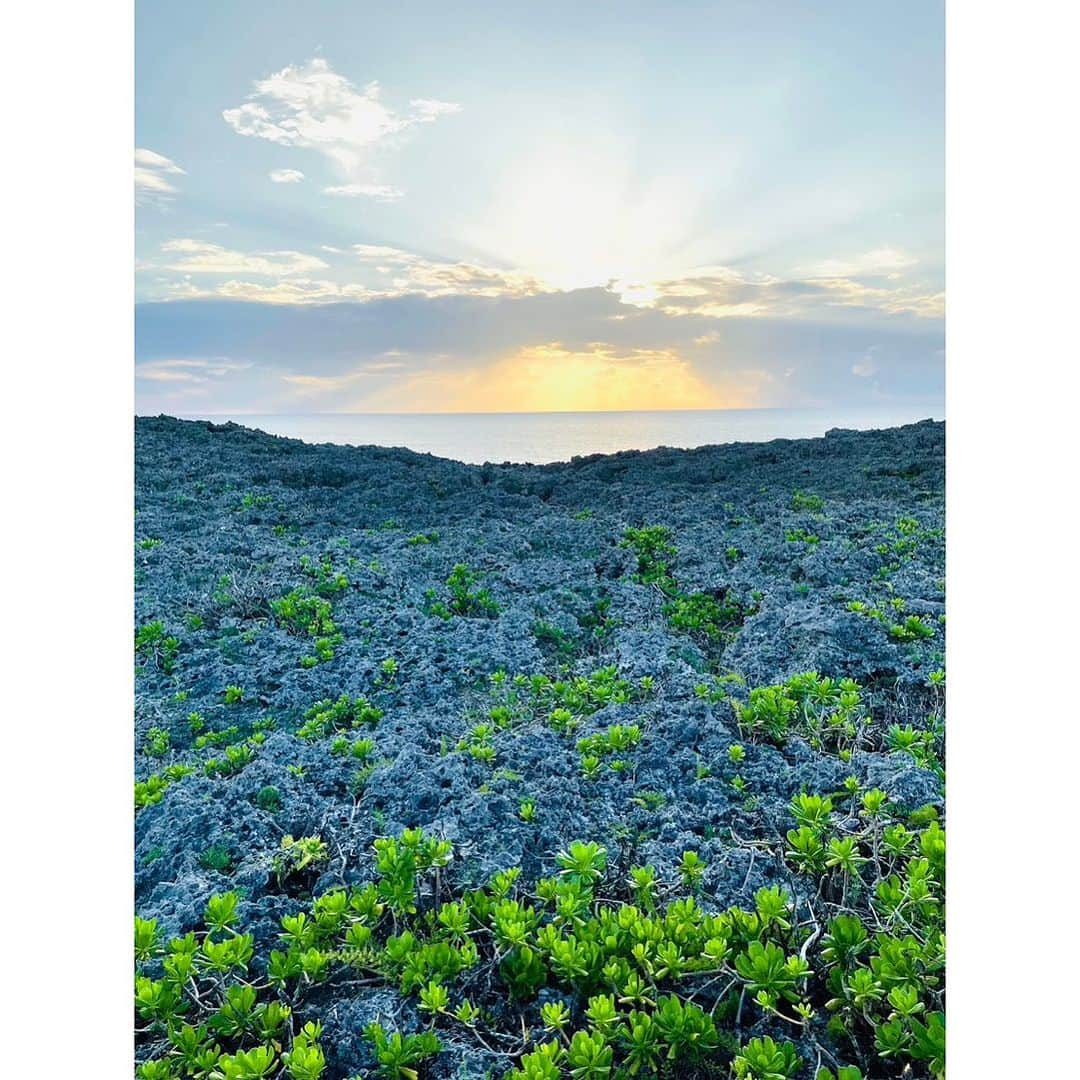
xmin=426 ymin=563 xmax=500 ymax=619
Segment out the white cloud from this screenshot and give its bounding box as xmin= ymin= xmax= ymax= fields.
xmin=222 ymin=58 xmax=460 ymax=177
xmin=852 ymin=347 xmax=880 ymax=377
xmin=159 ymin=239 xmax=328 ymax=277
xmin=135 ymin=148 xmax=185 ymax=205
xmin=614 ymin=251 xmax=942 ymax=321
xmin=350 ymin=244 xmax=547 ymax=298
xmin=323 ymin=183 xmax=403 ymax=200
xmin=135 ymin=148 xmax=185 ymax=173
xmin=801 ymin=247 xmax=918 ymax=279
xmin=410 ymin=98 xmax=463 ymax=120
xmin=136 ymin=357 xmax=251 ymax=383
xmin=146 ymin=241 xmax=549 ymax=305
xmin=269 ymin=168 xmax=305 ymax=183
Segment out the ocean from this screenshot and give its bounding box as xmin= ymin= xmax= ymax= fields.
xmin=179 ymin=406 xmax=945 ymax=466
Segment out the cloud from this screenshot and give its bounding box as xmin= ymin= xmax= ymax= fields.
xmin=281 ymin=357 xmax=407 ymax=395
xmin=135 ymin=148 xmax=185 ymax=173
xmin=222 ymin=58 xmax=460 ymax=177
xmin=159 ymin=239 xmax=328 ymax=277
xmin=410 ymin=98 xmax=463 ymax=120
xmin=349 ymin=244 xmax=547 ymax=299
xmin=323 ymin=183 xmax=403 ymax=200
xmin=135 ymin=286 xmax=944 ymax=418
xmin=269 ymin=168 xmax=305 ymax=183
xmin=143 ymin=241 xmax=548 ymax=304
xmin=852 ymin=346 xmax=880 ymax=377
xmin=139 ymin=231 xmax=943 ymax=337
xmin=801 ymin=247 xmax=918 ymax=278
xmin=616 ymin=250 xmax=943 ymax=321
xmin=135 ymin=148 xmax=185 ymax=206
xmin=136 ymin=357 xmax=251 ymax=383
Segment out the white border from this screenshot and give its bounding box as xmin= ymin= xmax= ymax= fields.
xmin=948 ymin=0 xmax=1078 ymax=1074
xmin=5 ymin=1 xmax=133 ymax=1073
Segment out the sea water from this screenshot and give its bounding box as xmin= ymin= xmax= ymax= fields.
xmin=178 ymin=406 xmax=944 ymax=466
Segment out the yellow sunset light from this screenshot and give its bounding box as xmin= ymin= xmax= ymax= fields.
xmin=360 ymin=343 xmax=752 ymax=413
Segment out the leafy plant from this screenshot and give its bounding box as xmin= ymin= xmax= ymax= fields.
xmin=426 ymin=563 xmax=500 ymax=618
xmin=273 ymin=835 xmax=329 ymax=886
xmin=362 ymin=1023 xmax=440 ymax=1079
xmin=790 ymin=490 xmax=824 ymax=513
xmin=135 ymin=620 xmax=180 ymax=673
xmin=619 ymin=525 xmax=677 ymax=587
xmin=732 ymin=1036 xmax=802 ymax=1079
xmin=256 ymin=785 xmax=282 ymax=813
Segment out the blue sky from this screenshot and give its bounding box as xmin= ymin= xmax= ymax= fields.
xmin=135 ymin=1 xmax=944 ymax=413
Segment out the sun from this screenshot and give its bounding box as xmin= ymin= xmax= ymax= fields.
xmin=460 ymin=141 xmax=702 ymax=292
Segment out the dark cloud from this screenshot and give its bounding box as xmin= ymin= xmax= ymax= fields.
xmin=135 ymin=287 xmax=943 ymax=412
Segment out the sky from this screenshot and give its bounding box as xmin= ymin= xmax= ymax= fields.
xmin=135 ymin=1 xmax=944 ymax=415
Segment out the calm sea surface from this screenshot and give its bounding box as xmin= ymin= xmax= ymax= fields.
xmin=179 ymin=406 xmax=944 ymax=466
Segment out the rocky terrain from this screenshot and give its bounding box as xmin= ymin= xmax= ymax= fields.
xmin=134 ymin=416 xmax=945 ymax=1080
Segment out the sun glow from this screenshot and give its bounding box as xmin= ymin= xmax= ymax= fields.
xmin=460 ymin=143 xmax=706 ymax=292
xmin=359 ymin=343 xmax=747 ymax=413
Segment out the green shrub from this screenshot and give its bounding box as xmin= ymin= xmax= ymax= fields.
xmin=297 ymin=694 xmax=383 ymax=740
xmin=199 ymin=841 xmax=234 ymax=874
xmin=255 ymin=785 xmax=282 ymax=813
xmin=135 ymin=620 xmax=180 ymax=673
xmin=619 ymin=525 xmax=677 ymax=586
xmin=271 ymin=587 xmax=343 ymax=665
xmin=790 ymin=489 xmax=824 ymax=512
xmin=426 ymin=563 xmax=499 ymax=618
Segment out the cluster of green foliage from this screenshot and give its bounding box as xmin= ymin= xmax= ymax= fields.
xmin=451 ymin=667 xmax=653 ymax=774
xmin=256 ymin=786 xmax=282 ymax=813
xmin=199 ymin=841 xmax=235 ymax=874
xmin=663 ymin=590 xmax=752 ymax=641
xmin=144 ymin=727 xmax=172 ymax=758
xmin=272 ymin=835 xmax=329 ymax=887
xmin=783 ymin=786 xmax=946 ymax=1078
xmin=137 ymin=620 xmax=181 ymax=674
xmin=142 ymin=825 xmax=930 ymax=1079
xmin=576 ymin=723 xmax=642 ymax=778
xmin=136 ymin=716 xmax=277 ymax=811
xmin=296 ymin=694 xmax=383 ymax=741
xmin=204 ymin=742 xmax=256 ymax=779
xmin=620 ymin=526 xmax=755 ymax=647
xmin=863 ymin=516 xmax=944 ymax=582
xmin=298 ymin=555 xmax=350 ymax=598
xmin=790 ymin=490 xmax=825 ymax=513
xmin=887 ymin=719 xmax=945 ymax=781
xmin=531 ymin=619 xmax=579 ymax=663
xmin=715 ymin=672 xmax=945 ymax=1075
xmin=426 ymin=563 xmax=500 ymax=619
xmin=133 ymin=830 xmax=785 ymax=1078
xmin=135 ymin=764 xmax=195 ymax=809
xmin=135 ymin=893 xmax=332 ymax=1080
xmin=578 ymin=595 xmax=617 ymax=652
xmin=270 ymin=588 xmax=343 ymax=668
xmin=406 ymin=530 xmax=440 ymax=546
xmin=456 ymin=722 xmax=498 ymax=765
xmin=785 ymin=527 xmax=821 ymax=547
xmin=734 ymin=673 xmax=866 ymax=757
xmin=619 ymin=525 xmax=678 ymax=587
xmin=235 ymin=491 xmax=273 ymax=512
xmin=487 ymin=666 xmax=654 ymax=737
xmin=846 ymin=600 xmax=937 ymax=644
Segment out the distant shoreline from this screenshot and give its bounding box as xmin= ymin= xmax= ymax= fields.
xmin=140 ymin=406 xmax=946 ymax=467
